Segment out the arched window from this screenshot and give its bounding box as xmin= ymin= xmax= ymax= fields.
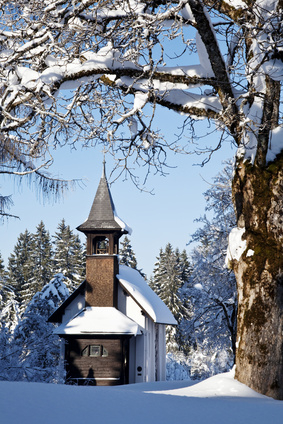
xmin=93 ymin=236 xmax=109 ymax=254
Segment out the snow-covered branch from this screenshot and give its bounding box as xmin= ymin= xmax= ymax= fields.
xmin=0 ymin=0 xmax=283 ymax=204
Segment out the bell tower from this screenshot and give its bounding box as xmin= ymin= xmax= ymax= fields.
xmin=77 ymin=161 xmax=129 ymax=308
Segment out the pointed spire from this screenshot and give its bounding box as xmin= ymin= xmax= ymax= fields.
xmin=77 ymin=160 xmax=127 ymax=233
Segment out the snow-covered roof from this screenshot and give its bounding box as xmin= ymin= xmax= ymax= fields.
xmin=54 ymin=306 xmax=141 ymax=335
xmin=117 ymin=265 xmax=177 ymax=325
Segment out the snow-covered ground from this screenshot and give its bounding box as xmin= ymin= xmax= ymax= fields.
xmin=1 ymin=370 xmax=282 ymax=424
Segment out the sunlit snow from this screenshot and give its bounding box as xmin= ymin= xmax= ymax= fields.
xmin=117 ymin=265 xmax=177 ymax=325
xmin=0 ymin=370 xmax=282 ymax=424
xmin=226 ymin=227 xmax=247 ymax=266
xmin=54 ymin=306 xmax=141 ymax=335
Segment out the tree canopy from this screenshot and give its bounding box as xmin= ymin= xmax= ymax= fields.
xmin=1 ymin=1 xmax=282 ymax=183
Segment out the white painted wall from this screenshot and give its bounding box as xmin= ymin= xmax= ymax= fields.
xmin=61 ymin=294 xmax=85 ymax=323
xmin=117 ymin=285 xmax=127 ymax=315
xmin=117 ymin=284 xmax=146 ymax=329
xmin=128 ymin=336 xmax=136 ymax=384
xmin=135 ymin=334 xmax=145 ymax=383
xmin=145 ymin=318 xmax=155 ymax=382
xmin=155 ymin=324 xmax=166 ymax=381
xmin=118 ymin=284 xmax=167 ymax=384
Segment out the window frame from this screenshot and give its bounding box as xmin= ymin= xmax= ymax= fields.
xmin=81 ymin=344 xmax=108 ymax=358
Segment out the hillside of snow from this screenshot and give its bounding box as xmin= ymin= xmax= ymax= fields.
xmin=1 ymin=370 xmax=282 ymax=424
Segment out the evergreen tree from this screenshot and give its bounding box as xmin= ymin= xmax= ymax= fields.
xmin=7 ymin=230 xmax=36 ymax=310
xmin=119 ymin=236 xmax=138 ymax=269
xmin=177 ymin=249 xmax=192 ymax=284
xmin=0 ymin=284 xmax=19 ymax=332
xmin=6 ymin=274 xmax=69 ymax=383
xmin=0 ymin=251 xmax=19 ymax=331
xmin=152 ymin=244 xmax=185 ymax=321
xmin=53 ymin=219 xmax=85 ymax=292
xmin=151 ymin=244 xmax=191 ymax=352
xmin=0 ymin=252 xmax=6 ymax=280
xmin=32 ymin=221 xmax=53 ymax=292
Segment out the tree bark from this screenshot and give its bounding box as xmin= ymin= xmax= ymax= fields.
xmin=232 ymin=155 xmax=283 ymax=399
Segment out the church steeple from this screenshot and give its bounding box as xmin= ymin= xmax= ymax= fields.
xmin=77 ymin=162 xmax=129 ymax=307
xmin=77 ymin=162 xmax=129 ymax=256
xmin=77 ymin=163 xmax=124 ymax=233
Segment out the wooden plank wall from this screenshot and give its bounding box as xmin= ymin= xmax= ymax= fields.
xmin=65 ymin=337 xmax=128 ymax=386
xmin=85 ymin=256 xmax=118 ymax=307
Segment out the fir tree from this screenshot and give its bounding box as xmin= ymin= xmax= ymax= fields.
xmin=32 ymin=221 xmax=53 ymax=292
xmin=0 ymin=252 xmax=6 ymax=280
xmin=0 ymin=285 xmax=19 ymax=332
xmin=0 ymin=251 xmax=19 ymax=331
xmin=119 ymin=236 xmax=138 ymax=269
xmin=152 ymin=244 xmax=184 ymax=321
xmin=177 ymin=249 xmax=192 ymax=284
xmin=151 ymin=243 xmax=191 ymax=352
xmin=7 ymin=274 xmax=69 ymax=383
xmin=53 ymin=219 xmax=85 ymax=292
xmin=7 ymin=230 xmax=36 ymax=310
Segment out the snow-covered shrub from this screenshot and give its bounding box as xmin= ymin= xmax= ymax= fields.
xmin=166 ymin=352 xmax=191 ymax=381
xmin=0 ymin=274 xmax=68 ymax=383
xmin=190 ymin=347 xmax=234 ymax=380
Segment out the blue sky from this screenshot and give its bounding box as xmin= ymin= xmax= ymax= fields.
xmin=1 ymin=112 xmax=236 ymax=278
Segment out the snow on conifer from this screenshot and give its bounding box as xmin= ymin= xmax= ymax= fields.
xmin=53 ymin=219 xmax=85 ymax=293
xmin=119 ymin=236 xmax=138 ymax=269
xmin=0 ymin=273 xmax=69 ymax=383
xmin=150 ymin=244 xmax=191 ymax=353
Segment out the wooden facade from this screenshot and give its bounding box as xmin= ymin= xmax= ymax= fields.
xmin=65 ymin=336 xmax=129 ymax=386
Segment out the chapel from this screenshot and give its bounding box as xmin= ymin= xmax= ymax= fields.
xmin=48 ymin=162 xmax=176 ymax=385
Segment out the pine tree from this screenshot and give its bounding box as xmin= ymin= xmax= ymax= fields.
xmin=53 ymin=219 xmax=85 ymax=292
xmin=152 ymin=244 xmax=184 ymax=320
xmin=0 ymin=251 xmax=19 ymax=331
xmin=0 ymin=283 xmax=19 ymax=332
xmin=7 ymin=230 xmax=36 ymax=310
xmin=0 ymin=252 xmax=6 ymax=280
xmin=177 ymin=249 xmax=192 ymax=284
xmin=151 ymin=244 xmax=191 ymax=352
xmin=119 ymin=236 xmax=138 ymax=269
xmin=8 ymin=273 xmax=69 ymax=383
xmin=32 ymin=221 xmax=53 ymax=292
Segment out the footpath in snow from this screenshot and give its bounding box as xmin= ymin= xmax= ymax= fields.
xmin=0 ymin=370 xmax=282 ymax=424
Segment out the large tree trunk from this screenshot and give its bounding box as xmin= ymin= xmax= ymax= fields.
xmin=232 ymin=155 xmax=283 ymax=400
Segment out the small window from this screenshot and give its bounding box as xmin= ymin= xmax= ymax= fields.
xmin=81 ymin=344 xmax=108 ymax=357
xmin=89 ymin=345 xmax=101 ymax=357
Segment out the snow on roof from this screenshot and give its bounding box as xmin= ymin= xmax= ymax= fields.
xmin=117 ymin=265 xmax=177 ymax=325
xmin=114 ymin=211 xmax=132 ymax=235
xmin=54 ymin=307 xmax=141 ymax=336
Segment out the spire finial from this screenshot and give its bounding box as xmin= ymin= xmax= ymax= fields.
xmin=102 ymin=147 xmax=106 ymax=178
